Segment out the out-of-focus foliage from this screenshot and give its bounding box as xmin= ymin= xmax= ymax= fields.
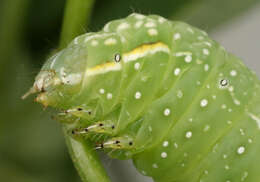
xmin=0 ymin=0 xmax=258 ymax=181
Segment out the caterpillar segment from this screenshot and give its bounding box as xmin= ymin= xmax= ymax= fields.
xmin=23 ymin=13 xmax=260 ymax=182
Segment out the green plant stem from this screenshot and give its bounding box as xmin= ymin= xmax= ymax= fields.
xmin=63 ymin=126 xmax=111 ymax=182
xmin=59 ymin=0 xmax=95 ymax=49
xmin=59 ymin=1 xmax=111 ymax=182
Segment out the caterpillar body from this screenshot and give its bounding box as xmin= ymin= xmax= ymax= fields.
xmin=23 ymin=13 xmax=260 ymax=182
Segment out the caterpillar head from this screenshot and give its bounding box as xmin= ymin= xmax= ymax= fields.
xmin=22 ymin=44 xmax=88 ymax=108
xmin=22 ymin=32 xmax=123 ymax=110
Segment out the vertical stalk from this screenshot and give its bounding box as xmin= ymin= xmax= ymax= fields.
xmin=59 ymin=0 xmax=95 ymax=49
xmin=59 ymin=1 xmax=111 ymax=182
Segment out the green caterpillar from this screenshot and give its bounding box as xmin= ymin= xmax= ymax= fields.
xmin=23 ymin=13 xmax=260 ymax=182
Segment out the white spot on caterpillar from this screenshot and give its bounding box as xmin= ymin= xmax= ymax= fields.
xmin=135 ymin=91 xmax=141 ymax=99
xmin=148 ymin=28 xmax=158 ymax=36
xmin=152 ymin=163 xmax=158 ymax=168
xmin=158 ymin=17 xmax=166 ymax=23
xmin=186 ymin=131 xmax=192 ymax=138
xmin=174 ymin=68 xmax=181 ymax=76
xmin=162 ymin=141 xmax=169 ymax=147
xmin=237 ymin=146 xmax=245 ymax=154
xmin=224 ymin=165 xmax=230 ymax=170
xmin=200 ymin=99 xmax=208 ymax=107
xmin=134 ymin=62 xmax=140 ymax=70
xmin=228 ymin=86 xmax=234 ymax=92
xmin=189 ymin=118 xmax=193 ymax=122
xmin=234 ymin=99 xmax=240 ymax=105
xmin=247 ymin=112 xmax=260 ymax=129
xmin=248 ymin=138 xmax=253 ymax=143
xmin=204 ymin=64 xmax=209 ymax=71
xmin=223 ymin=154 xmax=228 ymax=159
xmin=164 ymin=108 xmax=171 ymax=116
xmin=135 ymin=21 xmax=143 ymax=28
xmin=240 ymin=128 xmax=245 ymax=136
xmin=203 ymin=125 xmax=210 ymax=132
xmin=107 ymin=93 xmax=113 ymax=100
xmin=230 ymin=70 xmax=237 ymax=77
xmin=227 ymin=120 xmax=232 ymax=125
xmin=145 ymin=22 xmax=156 ymax=28
xmin=177 ymin=90 xmax=183 ymax=98
xmin=161 ymin=152 xmax=167 ymax=158
xmin=221 ymin=104 xmax=227 ymax=109
xmin=205 ymin=42 xmax=212 ymax=47
xmin=203 ymin=48 xmax=209 ymax=55
xmin=117 ymin=22 xmax=130 ymax=31
xmin=134 ymin=14 xmax=145 ymax=19
xmin=99 ymin=88 xmax=105 ymax=94
xmin=91 ymin=40 xmax=98 ymax=46
xmin=173 ymin=33 xmax=181 ymax=40
xmin=104 ymin=38 xmax=117 ymax=45
xmin=185 ymin=55 xmax=192 ymax=63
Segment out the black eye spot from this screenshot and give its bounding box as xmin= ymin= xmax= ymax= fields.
xmin=114 ymin=53 xmax=121 ymax=62
xmin=111 ymin=125 xmax=115 ymax=129
xmin=129 ymin=141 xmax=133 ymax=146
xmin=115 ymin=140 xmax=120 ymax=144
xmin=99 ymin=123 xmax=104 ymax=127
xmin=220 ymin=79 xmax=228 ymax=87
xmin=88 ymin=111 xmax=92 ymax=115
xmin=77 ymin=107 xmax=83 ymax=111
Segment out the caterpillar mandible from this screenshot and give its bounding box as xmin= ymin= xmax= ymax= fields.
xmin=23 ymin=13 xmax=260 ymax=182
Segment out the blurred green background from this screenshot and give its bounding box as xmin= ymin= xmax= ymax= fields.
xmin=0 ymin=0 xmax=259 ymax=181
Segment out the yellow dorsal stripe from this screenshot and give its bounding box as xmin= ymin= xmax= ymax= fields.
xmin=85 ymin=42 xmax=169 ymax=76
xmin=86 ymin=62 xmax=121 ymax=76
xmin=123 ymin=42 xmax=170 ymax=62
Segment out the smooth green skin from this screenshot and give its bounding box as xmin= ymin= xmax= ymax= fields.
xmin=31 ymin=14 xmax=260 ymax=182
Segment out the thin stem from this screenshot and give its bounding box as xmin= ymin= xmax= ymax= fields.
xmin=59 ymin=0 xmax=95 ymax=49
xmin=59 ymin=1 xmax=111 ymax=182
xmin=63 ymin=126 xmax=111 ymax=182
